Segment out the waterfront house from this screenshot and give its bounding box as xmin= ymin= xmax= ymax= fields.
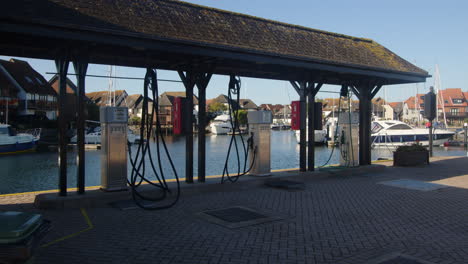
xmin=259 ymin=104 xmax=291 ymax=124
xmin=0 ymin=58 xmax=57 ymax=120
xmin=437 ymin=88 xmax=468 ymax=125
xmin=159 ymin=91 xmax=199 ymax=126
xmin=403 ymin=89 xmax=467 ymax=125
xmin=0 ymin=67 xmax=20 ymax=123
xmin=388 ymin=102 xmax=405 ymax=121
xmin=48 ymin=75 xmax=79 ymax=122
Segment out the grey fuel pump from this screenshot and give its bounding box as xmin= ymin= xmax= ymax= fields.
xmin=247 ymin=110 xmax=273 ymax=176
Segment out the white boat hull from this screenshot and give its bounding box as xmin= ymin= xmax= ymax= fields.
xmin=294 ymin=129 xmax=328 ymax=144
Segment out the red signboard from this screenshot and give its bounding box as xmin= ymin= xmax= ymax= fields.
xmin=291 ymin=101 xmax=300 ymax=130
xmin=172 ymin=97 xmax=183 ymax=135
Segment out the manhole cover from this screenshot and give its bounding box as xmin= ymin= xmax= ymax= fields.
xmin=265 ymin=180 xmax=304 ymax=190
xmin=378 ymin=256 xmax=428 ymax=264
xmin=204 ymin=207 xmax=267 ymax=222
xmin=378 ymin=179 xmax=449 ymax=191
xmin=198 ymin=206 xmax=282 ymax=228
xmin=367 ymin=253 xmax=436 ymax=264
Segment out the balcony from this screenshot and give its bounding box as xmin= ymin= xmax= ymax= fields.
xmin=444 ymin=112 xmax=468 ymax=118
xmin=19 ymin=100 xmax=57 ymax=110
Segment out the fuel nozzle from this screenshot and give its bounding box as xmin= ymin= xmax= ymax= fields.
xmin=340 ymin=84 xmax=348 ymax=97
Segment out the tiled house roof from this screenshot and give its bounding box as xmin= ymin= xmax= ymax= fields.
xmin=238 ymin=99 xmax=257 ymax=109
xmin=159 ymin=91 xmax=199 ymax=106
xmin=438 ymin=88 xmax=467 ymax=107
xmin=1 ymin=0 xmax=427 ymax=77
xmin=86 ymin=90 xmax=127 ymax=107
xmin=0 ymin=59 xmax=56 ymax=96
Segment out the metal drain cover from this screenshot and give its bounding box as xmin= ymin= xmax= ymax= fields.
xmin=264 ymin=180 xmax=304 ymax=190
xmin=378 ymin=179 xmax=449 ymax=191
xmin=367 ymin=253 xmax=436 ymax=264
xmin=198 ymin=206 xmax=282 ymax=228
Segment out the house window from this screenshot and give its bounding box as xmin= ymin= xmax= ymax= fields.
xmin=35 ymin=77 xmax=43 ymax=84
xmin=450 ymin=108 xmax=459 ymax=114
xmin=25 ymin=76 xmax=33 ymax=83
xmin=27 ymin=93 xmax=32 ymax=100
xmin=419 ymin=104 xmax=424 ymax=108
xmin=452 ymin=99 xmax=463 ymax=104
xmin=444 ymin=100 xmax=448 ymax=104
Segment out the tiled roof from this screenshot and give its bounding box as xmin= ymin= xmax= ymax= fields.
xmin=48 ymin=74 xmax=77 ymax=94
xmin=0 ymin=68 xmax=20 ymax=97
xmin=438 ymin=88 xmax=467 ymax=107
xmin=86 ymin=90 xmax=127 ymax=106
xmin=0 ymin=59 xmax=56 ymax=95
xmin=0 ymin=0 xmax=427 ymax=77
xmin=239 ymin=99 xmax=257 ymax=109
xmin=126 ymin=94 xmax=143 ymax=109
xmin=159 ymin=91 xmax=199 ymax=106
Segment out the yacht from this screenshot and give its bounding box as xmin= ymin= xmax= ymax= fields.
xmin=294 ymin=128 xmax=328 ymax=145
xmin=0 ymin=124 xmax=38 ymax=154
xmin=371 ymin=120 xmax=454 ymax=147
xmin=209 ymin=114 xmax=232 ymax=135
xmin=70 ymin=127 xmax=139 ymax=144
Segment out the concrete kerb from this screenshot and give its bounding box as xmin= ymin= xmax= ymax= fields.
xmin=34 ymin=164 xmax=386 ymax=209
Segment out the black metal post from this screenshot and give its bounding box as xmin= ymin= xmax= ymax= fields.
xmin=299 ymin=82 xmax=307 ymax=172
xmin=196 ymin=72 xmax=212 ymax=183
xmin=73 ymin=59 xmax=88 ymax=194
xmin=178 ymin=70 xmax=196 ymax=183
xmin=357 ymin=85 xmax=372 ymax=166
xmin=307 ymin=89 xmax=315 ymax=171
xmin=429 ymin=122 xmax=433 ymax=157
xmin=55 ymin=57 xmax=70 ymax=196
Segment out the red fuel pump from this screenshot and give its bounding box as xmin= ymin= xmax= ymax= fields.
xmin=172 ymin=97 xmax=183 ymax=135
xmin=291 ymin=101 xmax=300 ymax=130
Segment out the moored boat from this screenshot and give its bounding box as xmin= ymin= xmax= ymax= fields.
xmin=371 ymin=120 xmax=454 ymax=147
xmin=0 ymin=124 xmax=38 ymax=154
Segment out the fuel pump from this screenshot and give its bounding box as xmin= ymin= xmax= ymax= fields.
xmin=100 ymin=106 xmax=128 ymax=191
xmin=338 ymin=111 xmax=359 ymax=167
xmin=247 ymin=110 xmax=273 ymax=176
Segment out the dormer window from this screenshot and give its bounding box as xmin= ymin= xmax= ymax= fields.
xmin=25 ymin=76 xmax=33 ymax=83
xmin=35 ymin=77 xmax=43 ymax=84
xmin=452 ymin=99 xmax=463 ymax=104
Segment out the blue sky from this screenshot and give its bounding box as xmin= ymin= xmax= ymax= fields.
xmin=2 ymin=0 xmax=467 ymax=105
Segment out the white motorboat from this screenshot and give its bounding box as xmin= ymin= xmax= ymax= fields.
xmin=371 ymin=120 xmax=454 ymax=147
xmin=209 ymin=114 xmax=232 ymax=135
xmin=0 ymin=124 xmax=38 ymax=154
xmin=294 ymin=128 xmax=328 ymax=145
xmin=70 ymin=127 xmax=139 ymax=144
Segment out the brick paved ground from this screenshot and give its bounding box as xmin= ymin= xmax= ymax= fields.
xmin=1 ymin=156 xmax=467 ymax=264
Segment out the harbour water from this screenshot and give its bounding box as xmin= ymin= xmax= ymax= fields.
xmin=0 ymin=130 xmax=466 ymax=194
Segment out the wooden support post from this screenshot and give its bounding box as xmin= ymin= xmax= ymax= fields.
xmin=196 ymin=72 xmax=213 ymax=183
xmin=307 ymin=92 xmax=315 ymax=171
xmin=354 ymin=83 xmax=382 ymax=166
xmin=178 ymin=70 xmax=197 ymax=183
xmin=72 ymin=57 xmax=88 ymax=194
xmin=55 ymin=56 xmax=70 ymax=196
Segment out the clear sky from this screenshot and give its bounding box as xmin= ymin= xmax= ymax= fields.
xmin=1 ymin=0 xmax=467 ymax=105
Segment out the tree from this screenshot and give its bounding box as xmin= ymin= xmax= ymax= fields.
xmin=208 ymin=102 xmax=227 ymax=113
xmin=129 ymin=116 xmax=141 ymax=126
xmin=234 ymin=110 xmax=248 ymax=125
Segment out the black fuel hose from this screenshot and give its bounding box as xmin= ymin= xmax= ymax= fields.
xmin=127 ymin=68 xmax=180 ymax=210
xmin=221 ymin=75 xmax=257 ymax=183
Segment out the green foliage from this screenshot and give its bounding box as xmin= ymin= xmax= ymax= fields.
xmin=208 ymin=102 xmax=227 ymax=113
xmin=129 ymin=116 xmax=141 ymax=126
xmin=234 ymin=110 xmax=248 ymax=125
xmin=395 ymin=143 xmax=428 ymax=152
